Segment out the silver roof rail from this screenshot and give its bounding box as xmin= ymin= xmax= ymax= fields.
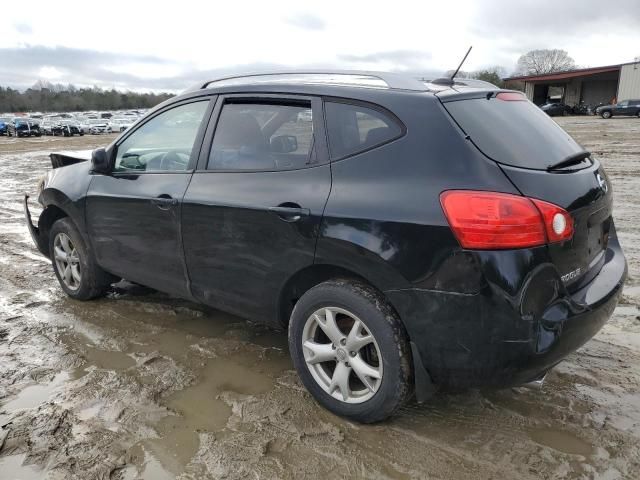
xmin=190 ymin=70 xmax=431 ymax=92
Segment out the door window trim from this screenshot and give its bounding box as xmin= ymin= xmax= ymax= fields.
xmin=111 ymin=95 xmax=217 ymax=175
xmin=321 ymin=96 xmax=406 ymax=162
xmin=195 ymin=93 xmax=329 ymax=173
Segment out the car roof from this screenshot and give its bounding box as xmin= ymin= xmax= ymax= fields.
xmin=181 ymin=70 xmax=499 ymax=97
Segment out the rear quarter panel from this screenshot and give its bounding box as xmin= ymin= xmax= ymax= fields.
xmin=315 ymin=91 xmax=519 ymax=292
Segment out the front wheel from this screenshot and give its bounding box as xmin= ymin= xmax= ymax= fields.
xmin=49 ymin=218 xmax=116 ymax=300
xmin=288 ymin=279 xmax=412 ymax=423
xmin=601 ymin=111 xmax=612 ymax=119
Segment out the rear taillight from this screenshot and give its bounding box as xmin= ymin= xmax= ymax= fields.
xmin=496 ymin=92 xmax=526 ymax=101
xmin=440 ymin=190 xmax=573 ymax=250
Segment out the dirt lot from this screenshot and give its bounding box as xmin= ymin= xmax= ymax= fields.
xmin=0 ymin=118 xmax=639 ymax=479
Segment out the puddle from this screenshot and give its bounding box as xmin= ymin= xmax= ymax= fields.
xmin=1 ymin=371 xmax=71 ymax=413
xmin=528 ymin=427 xmax=594 ymax=456
xmin=152 ymin=354 xmax=290 ymax=471
xmin=81 ymin=344 xmax=137 ymax=370
xmin=0 ymin=453 xmax=43 ymax=480
xmin=120 ymin=444 xmax=174 ymax=480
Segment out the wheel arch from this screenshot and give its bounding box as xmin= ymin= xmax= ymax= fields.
xmin=278 ymin=262 xmax=436 ymax=401
xmin=36 ymin=204 xmax=69 ymax=257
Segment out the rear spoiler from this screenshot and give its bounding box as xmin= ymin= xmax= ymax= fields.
xmin=50 ymin=150 xmax=92 ymax=168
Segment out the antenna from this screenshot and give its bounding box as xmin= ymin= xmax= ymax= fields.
xmin=451 ymin=46 xmax=473 ymax=80
xmin=431 ymin=46 xmax=473 ymax=86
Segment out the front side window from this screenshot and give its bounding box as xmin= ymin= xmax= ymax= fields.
xmin=325 ymin=102 xmax=402 ymax=159
xmin=208 ymin=102 xmax=314 ymax=171
xmin=114 ymin=101 xmax=208 ymax=172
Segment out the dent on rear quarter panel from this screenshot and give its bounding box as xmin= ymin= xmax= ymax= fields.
xmin=315 ymin=91 xmax=518 ymax=292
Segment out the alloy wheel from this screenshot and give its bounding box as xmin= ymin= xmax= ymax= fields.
xmin=302 ymin=306 xmax=383 ymax=404
xmin=53 ymin=232 xmax=81 ymax=290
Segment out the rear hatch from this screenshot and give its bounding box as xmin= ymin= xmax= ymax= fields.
xmin=440 ymin=90 xmax=613 ymax=292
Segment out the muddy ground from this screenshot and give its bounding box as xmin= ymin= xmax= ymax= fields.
xmin=0 ymin=118 xmax=639 ymax=479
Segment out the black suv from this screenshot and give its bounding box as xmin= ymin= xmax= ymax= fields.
xmin=24 ymin=72 xmax=627 ymax=423
xmin=7 ymin=118 xmax=41 ymax=137
xmin=596 ymin=99 xmax=640 ymax=118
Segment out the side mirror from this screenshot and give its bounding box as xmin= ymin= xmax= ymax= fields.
xmin=270 ymin=135 xmax=298 ymax=154
xmin=91 ymin=147 xmax=111 ymax=174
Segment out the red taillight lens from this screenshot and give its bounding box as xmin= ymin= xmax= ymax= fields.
xmin=496 ymin=92 xmax=526 ymax=101
xmin=440 ymin=190 xmax=573 ymax=250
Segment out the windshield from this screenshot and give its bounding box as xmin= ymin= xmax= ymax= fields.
xmin=443 ymin=95 xmax=585 ymax=170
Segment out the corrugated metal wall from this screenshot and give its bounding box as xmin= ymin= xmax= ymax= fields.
xmin=525 ymin=82 xmax=534 ymax=101
xmin=618 ymin=63 xmax=640 ymax=100
xmin=564 ymin=79 xmax=581 ymax=105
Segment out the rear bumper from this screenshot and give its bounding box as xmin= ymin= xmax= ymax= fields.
xmin=387 ymin=231 xmax=627 ymax=389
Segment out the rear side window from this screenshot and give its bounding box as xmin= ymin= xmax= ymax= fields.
xmin=325 ymin=102 xmax=402 ymax=159
xmin=208 ymin=102 xmax=314 ymax=171
xmin=444 ymin=96 xmax=584 ymax=170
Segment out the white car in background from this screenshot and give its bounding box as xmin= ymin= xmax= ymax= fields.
xmin=110 ymin=117 xmax=136 ymax=132
xmin=87 ymin=118 xmax=113 ymax=134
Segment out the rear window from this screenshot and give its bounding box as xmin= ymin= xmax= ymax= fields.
xmin=444 ymin=96 xmax=584 ymax=170
xmin=325 ymin=102 xmax=402 ymax=159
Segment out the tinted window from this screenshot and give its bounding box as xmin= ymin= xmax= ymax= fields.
xmin=208 ymin=102 xmax=314 ymax=171
xmin=325 ymin=102 xmax=402 ymax=159
xmin=114 ymin=101 xmax=208 ymax=172
xmin=444 ymin=96 xmax=584 ymax=170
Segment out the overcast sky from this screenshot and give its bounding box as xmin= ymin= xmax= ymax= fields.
xmin=1 ymin=0 xmax=639 ymax=92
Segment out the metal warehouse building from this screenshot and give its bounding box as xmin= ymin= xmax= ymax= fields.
xmin=504 ymin=60 xmax=640 ymax=106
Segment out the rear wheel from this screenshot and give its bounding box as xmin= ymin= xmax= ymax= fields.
xmin=288 ymin=279 xmax=412 ymax=423
xmin=601 ymin=111 xmax=612 ymax=119
xmin=49 ymin=218 xmax=115 ymax=300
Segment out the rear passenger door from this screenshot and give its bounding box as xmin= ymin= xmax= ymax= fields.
xmin=613 ymin=100 xmax=629 ymax=115
xmin=181 ymin=95 xmax=331 ymax=324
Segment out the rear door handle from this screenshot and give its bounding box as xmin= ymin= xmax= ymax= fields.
xmin=269 ymin=204 xmax=310 ymax=223
xmin=151 ymin=195 xmax=178 ymax=210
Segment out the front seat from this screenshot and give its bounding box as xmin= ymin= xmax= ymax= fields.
xmin=209 ymin=111 xmax=275 ymax=170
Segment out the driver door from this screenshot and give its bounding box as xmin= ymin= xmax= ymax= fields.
xmin=86 ymin=98 xmax=214 ymax=297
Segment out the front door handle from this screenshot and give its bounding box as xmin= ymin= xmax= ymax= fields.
xmin=269 ymin=204 xmax=310 ymax=223
xmin=151 ymin=195 xmax=178 ymax=210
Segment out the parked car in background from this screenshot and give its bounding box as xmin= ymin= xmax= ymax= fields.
xmin=110 ymin=117 xmax=135 ymax=132
xmin=26 ymin=71 xmax=627 ymax=423
xmin=76 ymin=119 xmax=91 ymax=134
xmin=61 ymin=120 xmax=84 ymax=136
xmin=540 ymin=102 xmax=572 ymax=116
xmin=41 ymin=117 xmax=65 ymax=135
xmin=87 ymin=119 xmax=113 ymax=134
xmin=596 ymin=99 xmax=640 ymax=119
xmin=0 ymin=116 xmax=11 ymax=135
xmin=7 ymin=118 xmax=41 ymax=137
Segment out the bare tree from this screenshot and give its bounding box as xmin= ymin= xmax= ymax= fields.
xmin=516 ymin=49 xmax=576 ymax=75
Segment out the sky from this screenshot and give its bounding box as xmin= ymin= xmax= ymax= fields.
xmin=1 ymin=0 xmax=639 ymax=92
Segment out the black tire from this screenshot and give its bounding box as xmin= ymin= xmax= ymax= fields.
xmin=601 ymin=111 xmax=612 ymax=119
xmin=49 ymin=218 xmax=115 ymax=300
xmin=288 ymin=279 xmax=412 ymax=423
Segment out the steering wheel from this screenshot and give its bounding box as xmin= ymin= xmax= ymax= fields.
xmin=159 ymin=150 xmax=188 ymax=170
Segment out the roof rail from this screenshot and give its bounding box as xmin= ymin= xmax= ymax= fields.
xmin=188 ymin=70 xmax=430 ymax=92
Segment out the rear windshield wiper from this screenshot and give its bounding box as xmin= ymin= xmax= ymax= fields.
xmin=547 ymin=151 xmax=592 ymax=171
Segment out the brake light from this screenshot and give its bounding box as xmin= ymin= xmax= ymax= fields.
xmin=440 ymin=191 xmax=573 ymax=249
xmin=496 ymin=92 xmax=526 ymax=101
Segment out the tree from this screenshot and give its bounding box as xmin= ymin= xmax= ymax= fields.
xmin=472 ymin=67 xmax=506 ymax=88
xmin=0 ymin=83 xmax=174 ymax=113
xmin=516 ymin=49 xmax=575 ymax=75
